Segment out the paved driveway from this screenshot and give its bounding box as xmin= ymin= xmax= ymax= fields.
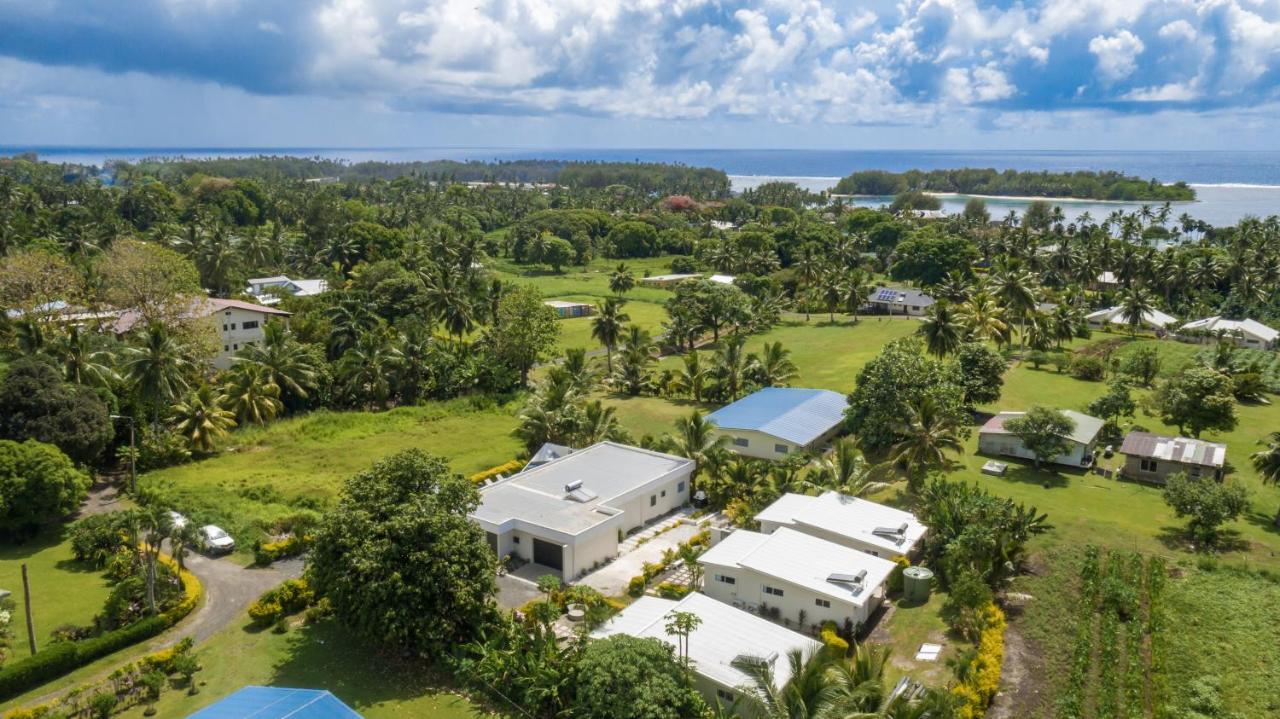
xmin=578 ymin=523 xmax=700 ymax=596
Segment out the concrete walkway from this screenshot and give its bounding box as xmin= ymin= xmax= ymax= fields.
xmin=579 ymin=521 xmax=701 ymax=596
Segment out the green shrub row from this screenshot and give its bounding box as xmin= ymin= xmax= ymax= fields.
xmin=248 ymin=579 xmax=315 ymax=628
xmin=252 ymin=534 xmax=311 ymax=566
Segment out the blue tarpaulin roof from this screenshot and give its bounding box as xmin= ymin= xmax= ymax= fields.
xmin=706 ymin=387 xmax=848 ymax=446
xmin=187 ymin=686 xmax=362 ymax=719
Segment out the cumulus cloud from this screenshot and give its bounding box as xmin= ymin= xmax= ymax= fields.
xmin=0 ymin=0 xmax=1278 ymax=132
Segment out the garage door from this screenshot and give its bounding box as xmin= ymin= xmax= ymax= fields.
xmin=532 ymin=538 xmax=563 ymax=571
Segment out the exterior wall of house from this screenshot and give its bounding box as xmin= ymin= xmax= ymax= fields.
xmin=612 ymin=472 xmax=691 ymax=533
xmin=1181 ymin=333 xmax=1274 ymax=350
xmin=713 ymin=429 xmax=802 ymax=460
xmin=978 ymin=433 xmax=1089 ymax=467
xmin=870 ymin=301 xmax=927 ymax=317
xmin=1120 ymin=455 xmax=1222 ymax=484
xmin=701 ymin=565 xmax=880 ymax=630
xmin=756 ymin=520 xmax=904 ymax=559
xmin=209 ymin=307 xmax=276 ymax=369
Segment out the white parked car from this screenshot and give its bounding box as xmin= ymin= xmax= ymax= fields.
xmin=167 ymin=511 xmax=189 ymax=530
xmin=199 ymin=525 xmax=235 ymax=554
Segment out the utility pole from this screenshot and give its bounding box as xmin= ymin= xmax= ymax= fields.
xmin=21 ymin=563 xmax=36 ymax=656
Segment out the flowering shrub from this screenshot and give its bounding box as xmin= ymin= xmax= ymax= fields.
xmin=951 ymin=603 xmax=1006 ymax=719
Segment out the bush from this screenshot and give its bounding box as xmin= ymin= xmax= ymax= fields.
xmin=887 ymin=555 xmax=910 ymax=594
xmin=0 ymin=440 xmax=90 ymax=540
xmin=1069 ymin=355 xmax=1106 ymax=381
xmin=469 ymin=459 xmax=524 ymax=485
xmin=951 ymin=603 xmax=1006 ymax=719
xmin=69 ymin=514 xmax=129 ymax=568
xmin=249 ymin=579 xmax=315 ymax=627
xmin=627 ymin=576 xmax=646 ymax=597
xmin=655 ymin=582 xmax=689 ymax=599
xmin=669 ymin=256 xmax=699 ymax=273
xmin=248 ymin=600 xmax=283 ymax=628
xmin=819 ymin=622 xmax=849 ymax=654
xmin=253 ymin=534 xmax=311 ymax=566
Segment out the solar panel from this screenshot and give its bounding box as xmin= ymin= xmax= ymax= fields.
xmin=875 ymin=289 xmax=899 ymax=302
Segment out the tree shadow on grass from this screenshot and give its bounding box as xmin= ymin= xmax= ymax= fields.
xmin=0 ymin=525 xmax=71 ymax=561
xmin=268 ymin=619 xmax=487 ymax=717
xmin=1241 ymin=509 xmax=1280 ymax=538
xmin=985 ymin=462 xmax=1073 ymax=490
xmin=1155 ymin=525 xmax=1251 ymax=555
xmin=52 ymin=558 xmax=101 ymax=574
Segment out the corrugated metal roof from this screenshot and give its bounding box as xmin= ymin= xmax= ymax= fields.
xmin=187 ymin=687 xmax=361 ymax=719
xmin=1119 ymin=431 xmax=1226 ymax=468
xmin=1179 ymin=316 xmax=1278 ymax=342
xmin=867 ymin=286 xmax=935 ymax=308
xmin=592 ymin=593 xmax=819 ymax=693
xmin=707 ymin=388 xmax=848 ymax=446
xmin=980 ymin=409 xmax=1104 ymax=446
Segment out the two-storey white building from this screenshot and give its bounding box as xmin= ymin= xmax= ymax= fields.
xmin=114 ymin=297 xmax=291 ymax=370
xmin=755 ymin=491 xmax=927 ymax=559
xmin=698 ymin=527 xmax=896 ymax=631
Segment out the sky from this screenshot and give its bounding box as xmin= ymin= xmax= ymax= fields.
xmin=1 ymin=0 xmax=1280 ymax=150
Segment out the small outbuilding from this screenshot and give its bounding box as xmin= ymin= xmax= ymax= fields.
xmin=543 ymin=300 xmax=594 ymax=319
xmin=639 ymin=273 xmax=701 ymax=288
xmin=707 ymin=387 xmax=848 ymax=459
xmin=1119 ymin=431 xmax=1226 ymax=484
xmin=1178 ymin=316 xmax=1278 ymax=350
xmin=754 ymin=491 xmax=927 ymax=558
xmin=978 ymin=409 xmax=1105 ymax=468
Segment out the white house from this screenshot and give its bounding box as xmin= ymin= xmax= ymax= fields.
xmin=639 ymin=273 xmax=701 ymax=288
xmin=867 ymin=287 xmax=935 ymax=316
xmin=470 ymin=442 xmax=694 ymax=580
xmin=977 ymin=409 xmax=1105 ymax=468
xmin=707 ymin=274 xmax=737 ymax=285
xmin=707 ymin=387 xmax=848 ymax=459
xmin=113 ymin=297 xmax=291 ymax=370
xmin=699 ymin=527 xmax=896 ymax=631
xmin=1085 ymin=306 xmax=1178 ymax=332
xmin=1178 ymin=316 xmax=1278 ymax=350
xmin=755 ymin=492 xmax=927 ymax=559
xmin=245 ymin=276 xmax=328 ymax=305
xmin=592 ymin=592 xmax=820 ymax=712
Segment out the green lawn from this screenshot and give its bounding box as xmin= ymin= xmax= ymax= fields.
xmin=878 ymin=592 xmax=966 ymax=689
xmin=140 ymin=399 xmax=523 ymax=550
xmin=552 ymin=298 xmax=668 ymax=354
xmin=0 ymin=528 xmax=114 ymax=659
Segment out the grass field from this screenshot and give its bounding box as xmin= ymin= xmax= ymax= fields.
xmin=552 ymin=298 xmax=669 ymax=355
xmin=878 ymin=592 xmax=964 ymax=689
xmin=139 ymin=399 xmax=523 ymax=551
xmin=0 ymin=528 xmax=113 ymax=659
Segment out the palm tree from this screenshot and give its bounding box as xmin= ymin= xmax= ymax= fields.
xmin=592 ymin=298 xmax=629 ymax=373
xmin=824 ymin=643 xmax=890 ymax=715
xmin=919 ymin=301 xmax=964 ymax=358
xmin=669 ymin=410 xmax=729 ymax=490
xmin=54 ymin=325 xmax=119 ymax=388
xmin=424 ymin=269 xmax=476 ymax=340
xmin=218 ymin=363 xmax=283 ymax=426
xmin=609 ymin=263 xmax=636 ymax=296
xmin=610 ymin=326 xmax=656 ymax=396
xmin=751 ymin=341 xmax=798 ymax=387
xmin=711 ymin=335 xmax=751 ymax=401
xmin=575 ymin=400 xmax=625 ymax=446
xmin=1119 ymin=286 xmax=1157 ymax=336
xmin=337 ymin=332 xmax=405 ymax=409
xmin=325 ymin=294 xmax=380 ymax=360
xmin=169 ymin=385 xmax=237 ymax=453
xmin=793 ymin=247 xmax=822 ymax=321
xmin=806 ymin=439 xmax=893 ymax=497
xmin=956 ymin=292 xmax=1009 ymax=347
xmin=122 ymin=323 xmax=194 ymax=417
xmin=842 ymin=270 xmax=875 ymax=322
xmin=672 ymin=351 xmax=710 ymax=402
xmin=819 ymin=269 xmax=847 ymax=323
xmin=1251 ymin=432 xmax=1280 ymax=526
xmin=235 ymin=322 xmax=318 ymax=410
xmin=890 ymin=397 xmax=964 ymax=491
xmin=732 ymin=648 xmax=834 ymax=719
xmin=992 ymin=264 xmax=1039 ymax=350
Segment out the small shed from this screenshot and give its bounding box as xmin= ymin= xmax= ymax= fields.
xmin=1118 ymin=432 xmax=1226 ymax=484
xmin=543 ymin=300 xmax=594 ymax=319
xmin=978 ymin=410 xmax=1105 ymax=468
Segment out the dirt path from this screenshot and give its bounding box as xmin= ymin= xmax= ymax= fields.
xmin=987 ymin=620 xmax=1038 ymax=719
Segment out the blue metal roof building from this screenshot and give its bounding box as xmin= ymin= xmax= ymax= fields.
xmin=707 ymin=388 xmax=849 ymax=453
xmin=187 ymin=686 xmax=362 ymax=719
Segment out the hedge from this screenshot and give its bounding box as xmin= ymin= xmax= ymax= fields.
xmin=0 ymin=554 xmax=202 ymax=701
xmin=951 ymin=603 xmax=1006 ymax=719
xmin=469 ymin=459 xmax=524 ymax=485
xmin=248 ymin=579 xmax=314 ymax=628
xmin=253 ymin=534 xmax=311 ymax=566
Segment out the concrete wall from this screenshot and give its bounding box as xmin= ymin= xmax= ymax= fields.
xmin=701 ymin=564 xmax=881 ymax=630
xmin=714 ymin=429 xmax=800 ymax=460
xmin=209 ymin=307 xmax=275 ymax=369
xmin=978 ymin=433 xmax=1090 ymax=467
xmin=613 ymin=473 xmax=690 ymax=533
xmin=1120 ymin=455 xmax=1223 ymax=485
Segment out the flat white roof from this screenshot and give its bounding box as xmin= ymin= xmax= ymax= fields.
xmin=640 ymin=273 xmax=700 ymax=283
xmin=471 ymin=442 xmax=693 ymax=536
xmin=754 ymin=492 xmax=927 ymax=555
xmin=592 ymin=592 xmax=819 ymax=692
xmin=699 ymin=528 xmax=896 ymax=607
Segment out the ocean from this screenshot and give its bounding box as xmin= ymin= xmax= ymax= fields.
xmin=6 ymin=146 xmax=1280 ymax=227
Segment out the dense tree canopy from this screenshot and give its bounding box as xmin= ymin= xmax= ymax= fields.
xmin=845 ymin=338 xmax=969 ymax=450
xmin=0 ymin=439 xmax=90 ymax=539
xmin=572 ymin=635 xmax=706 ymax=719
xmin=0 ymin=356 xmax=114 ymax=465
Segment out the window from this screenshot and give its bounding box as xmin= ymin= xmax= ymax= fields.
xmin=232 ymin=344 xmax=239 ymax=351
xmin=222 ymin=324 xmax=228 ymax=331
xmin=775 ymin=444 xmax=788 ymax=454
xmin=677 ymin=481 xmax=685 ymax=493
xmin=241 ymin=320 xmax=259 ymax=330
xmin=1140 ymin=458 xmax=1158 ymax=472
xmin=660 ymin=490 xmax=666 ymax=498
xmin=716 ymin=689 xmax=735 ymax=702
xmin=814 ymin=598 xmax=830 ymax=608
xmin=733 ymin=437 xmax=749 ymax=447
xmin=764 ymin=585 xmax=784 ymax=597
xmin=714 ymin=574 xmax=736 ymax=585
xmin=650 ymin=495 xmax=656 ymax=507
xmin=512 ymin=536 xmax=520 ymax=544
xmin=223 ymin=345 xmax=229 ymax=352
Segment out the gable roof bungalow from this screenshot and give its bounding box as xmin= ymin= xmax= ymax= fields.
xmin=978 ymin=409 xmax=1105 ymax=468
xmin=1119 ymin=431 xmax=1226 ymax=484
xmin=592 ymin=592 xmax=819 ymax=712
xmin=187 ymin=686 xmax=362 ymax=719
xmin=1085 ymin=305 xmax=1178 ymax=332
xmin=866 ymin=286 xmax=935 ymax=316
xmin=470 ymin=442 xmax=694 ymax=579
xmin=113 ymin=297 xmax=291 ymax=371
xmin=755 ymin=491 xmax=927 ymax=559
xmin=707 ymin=387 xmax=848 ymax=459
xmin=699 ymin=527 xmax=897 ymax=629
xmin=1178 ymin=316 xmax=1278 ymax=350
xmin=639 ymin=273 xmax=701 ymax=288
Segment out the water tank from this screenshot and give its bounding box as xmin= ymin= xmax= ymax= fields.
xmin=902 ymin=566 xmax=934 ymax=604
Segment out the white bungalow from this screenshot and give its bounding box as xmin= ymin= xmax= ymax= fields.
xmin=754 ymin=492 xmax=927 ymax=559
xmin=1085 ymin=306 xmax=1178 ymax=332
xmin=1178 ymin=317 xmax=1278 ymax=350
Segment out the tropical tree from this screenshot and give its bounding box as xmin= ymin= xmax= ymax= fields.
xmin=671 ymin=351 xmax=710 ymax=402
xmin=890 ymin=396 xmax=964 ymax=490
xmin=806 ymin=438 xmax=892 ymax=497
xmin=122 ymin=323 xmax=195 ymax=417
xmin=819 ymin=269 xmax=847 ymax=323
xmin=424 ymin=269 xmax=476 ymax=340
xmin=325 ymin=294 xmax=380 ymax=359
xmin=711 ymin=335 xmax=752 ymax=401
xmin=337 ymin=332 xmax=405 ymax=409
xmin=990 ymin=263 xmax=1038 ymax=349
xmin=1118 ymin=285 xmax=1157 ymax=335
xmin=956 ymin=292 xmax=1009 ymax=347
xmin=919 ymin=301 xmax=964 ymax=358
xmin=1251 ymin=432 xmax=1280 ymax=526
xmin=668 ymin=410 xmax=729 ymax=490
xmin=235 ymin=322 xmax=318 ymax=410
xmin=1004 ymin=406 xmax=1074 ymax=469
xmin=610 ymin=263 xmax=636 ymax=296
xmin=731 ymin=648 xmax=833 ymax=719
xmin=53 ymin=325 xmax=119 ymax=388
xmin=592 ymin=298 xmax=629 ymax=374
xmin=611 ymin=326 xmax=657 ymax=396
xmin=168 ymin=385 xmax=237 ymax=453
xmin=663 ymin=610 xmax=702 ymax=670
xmin=218 ymin=363 xmax=283 ymax=426
xmin=823 ymin=643 xmax=890 ymax=715
xmin=750 ymin=341 xmax=798 ymax=388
